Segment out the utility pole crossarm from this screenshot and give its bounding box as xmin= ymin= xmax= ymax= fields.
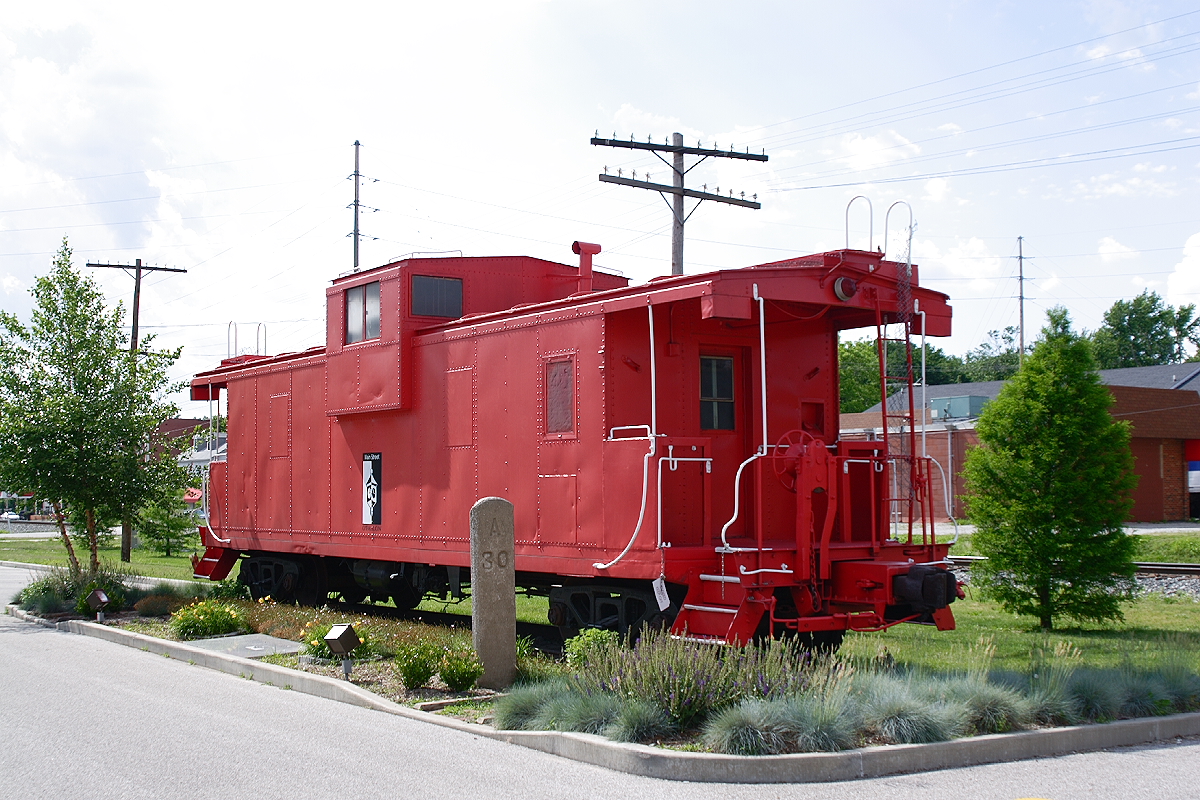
xmin=598 ymin=174 xmax=762 ymax=208
xmin=593 ymin=130 xmax=768 ymax=275
xmin=85 ymin=263 xmax=187 ymax=273
xmin=591 ymin=137 xmax=769 ymax=162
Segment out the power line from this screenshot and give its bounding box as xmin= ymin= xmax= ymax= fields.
xmin=734 ymin=9 xmax=1200 ymax=143
xmin=777 ymin=136 xmax=1200 ymax=191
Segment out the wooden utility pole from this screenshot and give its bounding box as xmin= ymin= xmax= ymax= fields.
xmin=1017 ymin=236 xmax=1025 ymax=367
xmin=592 ymin=132 xmax=767 ymax=275
xmin=85 ymin=258 xmax=187 ymax=562
xmin=353 ymin=140 xmax=361 ymax=271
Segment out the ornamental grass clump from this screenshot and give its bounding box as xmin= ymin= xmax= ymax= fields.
xmin=1026 ymin=641 xmax=1080 ymax=726
xmin=778 ymin=684 xmax=860 ymax=752
xmin=703 ymin=700 xmax=791 ymax=755
xmin=1067 ymin=669 xmax=1122 ymax=723
xmin=1116 ymin=670 xmax=1174 ymax=718
xmin=603 ymin=699 xmax=674 ymax=743
xmin=703 ymin=669 xmax=859 ymax=755
xmin=531 ymin=691 xmax=623 ymax=735
xmin=169 ymin=600 xmax=248 ymax=639
xmin=923 ymin=676 xmax=1030 ymax=735
xmin=856 ymin=673 xmax=966 ymax=744
xmin=493 ymin=680 xmax=573 ymax=730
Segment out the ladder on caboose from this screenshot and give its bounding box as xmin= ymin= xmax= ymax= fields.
xmin=874 ymin=256 xmax=932 ymax=544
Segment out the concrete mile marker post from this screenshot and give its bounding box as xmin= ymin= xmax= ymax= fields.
xmin=470 ymin=497 xmax=516 ymax=689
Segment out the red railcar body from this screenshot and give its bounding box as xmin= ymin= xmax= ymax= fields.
xmin=192 ymin=245 xmax=958 ymax=644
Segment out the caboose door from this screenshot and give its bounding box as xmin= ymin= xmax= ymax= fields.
xmin=657 ymin=437 xmax=712 ymax=548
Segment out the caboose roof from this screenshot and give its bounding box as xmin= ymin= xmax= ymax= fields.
xmin=192 ymin=247 xmax=950 ymax=395
xmin=414 ymin=248 xmax=950 ymax=340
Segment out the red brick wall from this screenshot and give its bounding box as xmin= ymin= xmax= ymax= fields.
xmin=1163 ymin=438 xmax=1188 ymax=521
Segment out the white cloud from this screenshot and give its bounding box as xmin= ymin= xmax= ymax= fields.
xmin=914 ymin=237 xmax=1005 ymax=293
xmin=2 ymin=274 xmax=25 ymax=295
xmin=838 ymin=130 xmax=919 ymax=172
xmin=1167 ymin=232 xmax=1200 ymax=306
xmin=1188 ymin=83 xmax=1200 ymax=100
xmin=924 ymin=178 xmax=951 ymax=203
xmin=1076 ymin=172 xmax=1175 ymax=199
xmin=936 ymin=123 xmax=962 ymax=135
xmin=1098 ymin=236 xmax=1135 ymax=263
xmin=1086 ymin=45 xmax=1111 ymax=59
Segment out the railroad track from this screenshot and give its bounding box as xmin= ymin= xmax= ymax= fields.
xmin=948 ymin=555 xmax=1200 ymax=577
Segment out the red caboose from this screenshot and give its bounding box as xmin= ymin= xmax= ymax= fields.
xmin=192 ymin=243 xmax=958 ymax=646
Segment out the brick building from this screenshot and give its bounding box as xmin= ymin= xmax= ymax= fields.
xmin=842 ymin=366 xmax=1200 ymax=523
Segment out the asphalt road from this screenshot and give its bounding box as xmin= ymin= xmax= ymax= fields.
xmin=2 ymin=564 xmax=1199 ymax=800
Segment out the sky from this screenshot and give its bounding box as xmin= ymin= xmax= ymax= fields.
xmin=1 ymin=1 xmax=1198 ymax=417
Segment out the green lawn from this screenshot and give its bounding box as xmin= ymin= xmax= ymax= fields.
xmin=415 ymin=592 xmax=551 ymax=626
xmin=841 ymin=592 xmax=1200 ymax=672
xmin=0 ymin=536 xmax=198 ymax=581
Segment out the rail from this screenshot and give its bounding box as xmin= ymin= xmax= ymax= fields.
xmin=947 ymin=555 xmax=1200 ymax=577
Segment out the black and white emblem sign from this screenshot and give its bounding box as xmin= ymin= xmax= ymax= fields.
xmin=363 ymin=453 xmax=382 ymax=525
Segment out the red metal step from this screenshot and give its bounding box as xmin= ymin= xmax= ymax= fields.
xmin=191 ymin=542 xmax=239 ymax=580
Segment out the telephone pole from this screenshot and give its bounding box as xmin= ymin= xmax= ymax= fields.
xmin=353 ymin=140 xmax=361 ymax=271
xmin=1017 ymin=236 xmax=1025 ymax=367
xmin=85 ymin=258 xmax=187 ymax=562
xmin=592 ymin=132 xmax=767 ymax=275
xmin=347 ymin=140 xmax=378 ymax=272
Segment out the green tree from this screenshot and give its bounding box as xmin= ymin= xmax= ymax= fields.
xmin=962 ymin=326 xmax=1023 ymax=383
xmin=963 ymin=308 xmax=1137 ymax=630
xmin=1091 ymin=290 xmax=1199 ymax=368
xmin=137 ymin=488 xmax=197 ymax=557
xmin=0 ymin=238 xmax=187 ymax=573
xmin=838 ymin=336 xmax=965 ymax=413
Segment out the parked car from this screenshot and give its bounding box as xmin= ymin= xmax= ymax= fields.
xmin=0 ymin=511 xmax=21 ymax=520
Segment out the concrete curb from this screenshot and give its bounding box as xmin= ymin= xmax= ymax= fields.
xmin=6 ymin=602 xmax=1200 ymax=783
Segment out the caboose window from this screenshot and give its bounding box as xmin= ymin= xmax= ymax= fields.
xmin=546 ymin=358 xmax=574 ymax=434
xmin=700 ymin=356 xmax=735 ymax=430
xmin=345 ymin=281 xmax=380 ymax=344
xmin=412 ymin=275 xmax=463 ymax=318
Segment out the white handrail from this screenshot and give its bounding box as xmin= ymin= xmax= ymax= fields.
xmin=656 ymin=448 xmax=713 ymax=548
xmin=718 ymin=286 xmax=770 ymax=553
xmin=594 ymin=301 xmax=660 ymax=570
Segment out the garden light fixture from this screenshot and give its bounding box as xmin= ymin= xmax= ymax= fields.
xmin=324 ymin=623 xmax=360 ymax=679
xmin=86 ymin=589 xmax=109 ymax=622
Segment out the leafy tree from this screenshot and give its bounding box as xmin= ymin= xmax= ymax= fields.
xmin=963 ymin=308 xmax=1137 ymax=630
xmin=137 ymin=488 xmax=197 ymax=557
xmin=962 ymin=326 xmax=1024 ymax=383
xmin=1091 ymin=290 xmax=1199 ymax=368
xmin=838 ymin=336 xmax=965 ymax=413
xmin=0 ymin=238 xmax=187 ymax=573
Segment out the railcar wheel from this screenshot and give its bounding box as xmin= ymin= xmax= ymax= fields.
xmin=295 ymin=558 xmax=329 ymax=606
xmin=242 ymin=556 xmax=300 ymax=602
